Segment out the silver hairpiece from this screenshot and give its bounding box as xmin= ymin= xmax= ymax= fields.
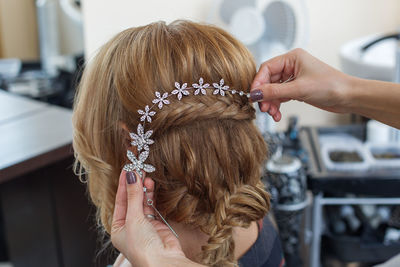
xmin=123 ymin=78 xmax=250 ymax=176
xmin=123 ymin=77 xmax=250 ymax=238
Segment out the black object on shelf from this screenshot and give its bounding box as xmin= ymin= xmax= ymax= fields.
xmin=323 ymin=233 xmax=400 ymax=263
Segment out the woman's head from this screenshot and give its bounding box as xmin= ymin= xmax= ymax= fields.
xmin=73 ymin=20 xmax=269 ymax=266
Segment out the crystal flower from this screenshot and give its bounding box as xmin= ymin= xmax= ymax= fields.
xmin=123 ymin=150 xmax=155 ymax=177
xmin=171 ymin=82 xmax=190 ymax=100
xmin=192 ymin=78 xmax=209 ymax=95
xmin=212 ymin=79 xmax=229 ymax=96
xmin=152 ymin=91 xmax=170 ymax=109
xmin=130 ymin=124 xmax=154 ymax=151
xmin=138 ymin=105 xmax=156 ymax=123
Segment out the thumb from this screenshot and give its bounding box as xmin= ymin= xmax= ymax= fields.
xmin=125 ymin=171 xmax=145 ymax=222
xmin=250 ymin=81 xmax=299 ymax=102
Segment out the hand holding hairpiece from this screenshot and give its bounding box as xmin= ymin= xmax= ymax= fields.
xmin=123 ymin=77 xmax=251 ymax=238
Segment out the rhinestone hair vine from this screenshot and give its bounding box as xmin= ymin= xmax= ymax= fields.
xmin=122 ymin=75 xmax=297 ymax=177
xmin=123 ymin=78 xmax=251 ymax=176
xmin=122 ymin=77 xmax=251 ymax=238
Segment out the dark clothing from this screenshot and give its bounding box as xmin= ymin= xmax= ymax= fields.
xmin=238 ymin=216 xmax=285 ymax=267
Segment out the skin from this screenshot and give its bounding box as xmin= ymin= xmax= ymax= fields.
xmin=251 ymin=48 xmax=400 ymax=129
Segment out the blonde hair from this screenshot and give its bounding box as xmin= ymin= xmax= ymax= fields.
xmin=72 ymin=20 xmax=270 ymax=266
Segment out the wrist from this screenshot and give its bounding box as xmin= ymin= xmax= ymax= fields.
xmin=339 ymin=74 xmax=361 ymax=113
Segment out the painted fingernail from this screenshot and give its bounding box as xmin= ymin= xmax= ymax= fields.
xmin=126 ymin=171 xmax=137 ymax=184
xmin=250 ymin=89 xmax=263 ymax=102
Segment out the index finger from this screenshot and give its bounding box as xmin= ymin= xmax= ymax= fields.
xmin=251 ymin=50 xmax=298 ymax=89
xmin=251 ymin=56 xmax=283 ymax=89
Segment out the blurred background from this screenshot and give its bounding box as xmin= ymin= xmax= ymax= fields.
xmin=0 ymin=0 xmax=400 ymax=267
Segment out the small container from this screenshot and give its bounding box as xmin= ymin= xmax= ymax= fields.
xmin=366 ymin=142 xmax=400 ymax=170
xmin=320 ymin=141 xmax=371 ymax=172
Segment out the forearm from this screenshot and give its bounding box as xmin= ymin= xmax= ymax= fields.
xmin=346 ymin=77 xmax=400 ymax=129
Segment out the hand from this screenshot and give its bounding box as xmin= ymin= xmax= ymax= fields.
xmin=250 ymin=48 xmax=353 ymax=121
xmin=111 ymin=170 xmax=204 ymax=267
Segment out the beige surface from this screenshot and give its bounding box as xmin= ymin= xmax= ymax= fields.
xmin=0 ymin=0 xmax=39 ymax=60
xmin=82 ymin=0 xmax=400 ymax=129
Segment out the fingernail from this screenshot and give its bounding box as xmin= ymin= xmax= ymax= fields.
xmin=269 ymin=106 xmax=276 ymax=114
xmin=126 ymin=171 xmax=137 ymax=184
xmin=253 ymin=81 xmax=261 ymax=87
xmin=250 ymin=89 xmax=263 ymax=102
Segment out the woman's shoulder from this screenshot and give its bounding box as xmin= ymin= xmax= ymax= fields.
xmin=238 ymin=216 xmax=285 ymax=267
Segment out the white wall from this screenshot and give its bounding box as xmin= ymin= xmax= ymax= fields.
xmin=82 ymin=0 xmax=212 ymax=57
xmin=82 ymin=0 xmax=400 ymax=129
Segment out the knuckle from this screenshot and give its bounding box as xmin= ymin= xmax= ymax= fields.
xmin=114 ymin=197 xmax=125 ymax=208
xmin=110 ymin=230 xmax=120 ymax=246
xmin=111 ymin=221 xmax=124 ymax=234
xmin=269 ymin=85 xmax=280 ymax=99
xmin=126 ymin=189 xmax=137 ymax=200
xmin=295 ymin=80 xmax=306 ymax=99
xmin=260 ymin=61 xmax=268 ymax=70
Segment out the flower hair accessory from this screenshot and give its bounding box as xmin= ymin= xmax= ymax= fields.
xmin=123 ymin=78 xmax=251 ymax=177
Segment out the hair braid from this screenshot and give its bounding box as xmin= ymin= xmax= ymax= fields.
xmin=150 ymin=95 xmax=255 ymax=136
xmin=200 ymin=181 xmax=270 ymax=266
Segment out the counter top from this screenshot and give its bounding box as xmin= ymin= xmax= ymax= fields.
xmin=0 ymin=90 xmax=73 ymax=182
